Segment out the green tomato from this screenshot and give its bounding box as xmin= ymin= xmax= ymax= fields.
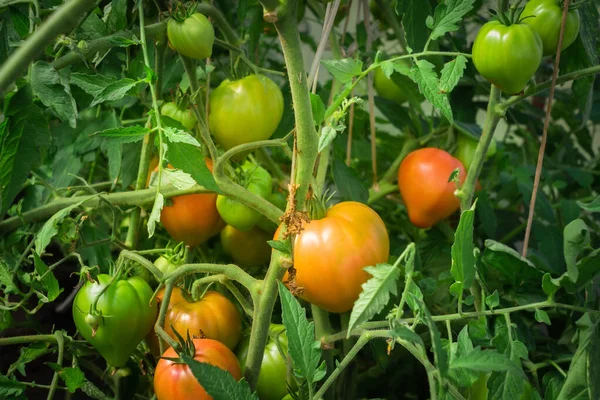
xmin=154 ymin=255 xmax=182 ymax=278
xmin=472 ymin=20 xmax=543 ymax=94
xmin=167 ymin=13 xmax=214 ymax=60
xmin=455 ymin=133 xmax=497 ymax=171
xmin=160 ymin=102 xmax=197 ymax=131
xmin=522 ymin=0 xmax=580 ymax=56
xmin=373 ymin=60 xmax=417 ymax=104
xmin=256 ymin=191 xmax=287 ymax=233
xmin=236 ymin=324 xmax=296 ymax=400
xmin=209 ymin=74 xmax=284 ymax=151
xmin=220 ymin=225 xmax=272 ymax=268
xmin=216 ymin=162 xmax=273 ymax=231
xmin=72 ymin=274 xmax=158 ymax=367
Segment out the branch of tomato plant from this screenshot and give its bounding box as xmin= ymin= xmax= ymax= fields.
xmin=194 ymin=3 xmax=242 ymax=46
xmin=0 ymin=0 xmax=97 ymax=96
xmin=374 ymin=0 xmax=407 ymax=50
xmin=46 ymin=330 xmax=65 ymax=400
xmin=213 ymin=38 xmax=286 ymax=77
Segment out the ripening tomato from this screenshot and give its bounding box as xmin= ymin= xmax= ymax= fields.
xmin=154 ymin=338 xmax=241 ymax=400
xmin=281 ymin=202 xmax=390 ymax=313
xmin=151 ymin=287 xmax=242 ymax=352
xmin=161 ymin=102 xmax=197 ymax=130
xmin=398 ymin=148 xmax=466 ymax=229
xmin=209 ymin=75 xmax=283 ymax=150
xmin=220 ymin=225 xmax=272 ymax=267
xmin=167 ymin=13 xmax=214 ymax=60
xmin=522 ymin=0 xmax=580 ymax=56
xmin=472 ymin=20 xmax=543 ymax=94
xmin=158 ymin=159 xmax=225 ymax=247
xmin=73 ymin=275 xmax=157 ymax=367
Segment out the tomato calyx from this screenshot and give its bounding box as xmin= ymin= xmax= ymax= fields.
xmin=161 ymin=327 xmax=205 ymax=364
xmin=168 ymin=2 xmax=197 ymax=22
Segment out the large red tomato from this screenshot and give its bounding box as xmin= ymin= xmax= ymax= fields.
xmin=398 ymin=148 xmax=466 ymax=228
xmin=154 ymin=338 xmax=241 ymax=400
xmin=149 ymin=287 xmax=242 ymax=354
xmin=282 ymin=202 xmax=389 ymax=313
xmin=157 ymin=159 xmax=225 ymax=247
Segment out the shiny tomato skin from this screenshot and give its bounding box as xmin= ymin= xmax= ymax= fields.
xmin=161 ymin=102 xmax=197 ymax=130
xmin=472 ymin=21 xmax=543 ymax=94
xmin=522 ymin=0 xmax=580 ymax=56
xmin=398 ymin=148 xmax=466 ymax=229
xmin=209 ymin=75 xmax=284 ymax=150
xmin=151 ymin=287 xmax=242 ymax=352
xmin=158 ymin=159 xmax=225 ymax=247
xmin=167 ymin=13 xmax=214 ymax=60
xmin=220 ymin=225 xmax=272 ymax=267
xmin=282 ymin=202 xmax=390 ymax=313
xmin=154 ymin=338 xmax=241 ymax=400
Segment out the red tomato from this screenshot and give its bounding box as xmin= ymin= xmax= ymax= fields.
xmin=157 ymin=159 xmax=225 ymax=247
xmin=398 ymin=148 xmax=466 ymax=228
xmin=282 ymin=202 xmax=390 ymax=313
xmin=149 ymin=287 xmax=242 ymax=354
xmin=154 ymin=338 xmax=241 ymax=400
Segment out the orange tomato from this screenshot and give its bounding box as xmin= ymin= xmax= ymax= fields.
xmin=282 ymin=202 xmax=389 ymax=313
xmin=398 ymin=148 xmax=466 ymax=228
xmin=154 ymin=338 xmax=241 ymax=400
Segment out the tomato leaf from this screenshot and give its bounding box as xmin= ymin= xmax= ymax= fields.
xmin=0 ymin=375 xmax=26 ymax=398
xmin=30 ymin=61 xmax=78 ymax=128
xmin=162 ymin=125 xmax=202 ymax=147
xmin=450 ymin=348 xmax=523 ymax=375
xmin=310 ymin=93 xmax=325 ymax=126
xmin=70 ymin=73 xmax=118 ymax=98
xmin=450 ymin=201 xmax=476 ymax=301
xmin=321 ymin=58 xmax=363 ymax=84
xmin=32 ymin=253 xmax=61 ymax=303
xmin=267 ymin=239 xmax=292 ymax=255
xmin=395 ymin=0 xmax=432 ymax=52
xmin=426 ymin=0 xmax=475 ymax=41
xmin=348 ymin=263 xmax=401 ymax=337
xmin=318 ymin=126 xmax=338 ymax=153
xmin=0 ymin=260 xmax=19 ymax=295
xmin=390 ymin=326 xmax=424 ymax=348
xmin=180 ymin=354 xmax=259 ymax=400
xmin=409 ymin=60 xmax=453 ymax=123
xmin=534 ymin=309 xmax=551 ymax=326
xmin=162 ymin=169 xmax=196 ymax=191
xmin=485 ymin=290 xmax=499 ymax=309
xmin=165 ymin=141 xmax=220 ymax=193
xmin=89 ymin=78 xmax=140 ymax=107
xmin=563 ymin=219 xmax=590 ymax=282
xmin=147 ymin=192 xmax=164 ymax=239
xmin=332 ymin=157 xmax=369 ymax=204
xmin=439 ymin=55 xmax=468 ymax=94
xmin=277 ymin=281 xmax=324 ymax=384
xmin=34 ymin=197 xmax=89 ymax=256
xmin=92 ymin=126 xmax=150 ymax=143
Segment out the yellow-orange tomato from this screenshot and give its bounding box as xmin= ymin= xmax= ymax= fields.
xmin=154 ymin=338 xmax=241 ymax=400
xmin=157 ymin=159 xmax=224 ymax=247
xmin=150 ymin=287 xmax=242 ymax=352
xmin=398 ymin=148 xmax=466 ymax=229
xmin=282 ymin=202 xmax=389 ymax=313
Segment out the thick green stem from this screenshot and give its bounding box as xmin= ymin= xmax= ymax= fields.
xmin=273 ymin=1 xmax=318 ymax=208
xmin=46 ymin=331 xmax=65 ymax=400
xmin=457 ymin=85 xmax=502 ymax=210
xmin=244 ymin=251 xmax=287 ymax=388
xmin=196 ymin=3 xmax=242 ymax=46
xmin=0 ymin=0 xmax=98 ymax=96
xmin=312 ymin=305 xmax=335 ymax=399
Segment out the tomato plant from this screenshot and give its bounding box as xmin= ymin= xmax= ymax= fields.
xmin=282 ymin=201 xmax=390 ymax=313
xmin=209 ymin=74 xmax=284 ymax=150
xmin=236 ymin=324 xmax=296 ymax=400
xmin=72 ymin=274 xmax=158 ymax=367
xmin=522 ymin=0 xmax=580 ymax=56
xmin=154 ymin=338 xmax=242 ymax=400
xmin=167 ymin=13 xmax=215 ymax=60
xmin=398 ymin=147 xmax=466 ymax=228
xmin=472 ymin=20 xmax=543 ymax=94
xmin=1 ymin=0 xmax=599 ymax=399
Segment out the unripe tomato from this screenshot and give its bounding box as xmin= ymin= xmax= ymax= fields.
xmin=158 ymin=159 xmax=225 ymax=247
xmin=73 ymin=275 xmax=158 ymax=367
xmin=209 ymin=75 xmax=283 ymax=150
xmin=216 ymin=162 xmax=273 ymax=231
xmin=522 ymin=0 xmax=580 ymax=56
xmin=151 ymin=287 xmax=242 ymax=351
xmin=373 ymin=60 xmax=416 ymax=104
xmin=256 ymin=190 xmax=287 ymax=233
xmin=220 ymin=225 xmax=272 ymax=267
xmin=282 ymin=202 xmax=390 ymax=313
xmin=161 ymin=102 xmax=197 ymax=130
xmin=472 ymin=21 xmax=543 ymax=94
xmin=236 ymin=324 xmax=297 ymax=400
xmin=154 ymin=338 xmax=241 ymax=400
xmin=398 ymin=148 xmax=466 ymax=228
xmin=454 ymin=134 xmax=497 ymax=171
xmin=167 ymin=13 xmax=214 ymax=60
xmin=154 ymin=255 xmax=182 ymax=278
